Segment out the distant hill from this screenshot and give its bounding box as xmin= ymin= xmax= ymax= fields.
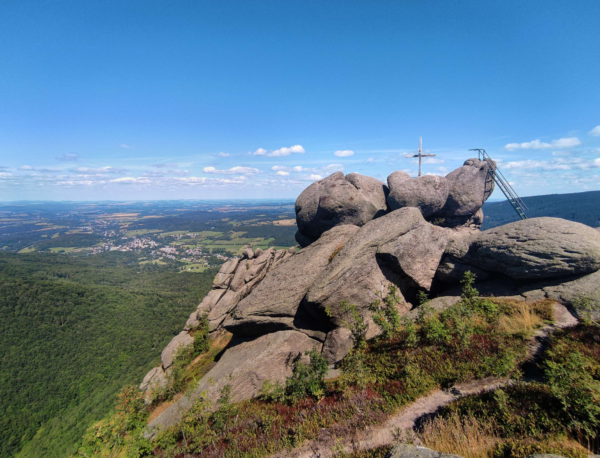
xmin=482 ymin=190 xmax=600 ymax=230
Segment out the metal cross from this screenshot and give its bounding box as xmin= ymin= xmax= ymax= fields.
xmin=405 ymin=137 xmax=436 ymax=176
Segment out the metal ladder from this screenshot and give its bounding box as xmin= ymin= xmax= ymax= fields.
xmin=469 ymin=148 xmax=528 ymax=220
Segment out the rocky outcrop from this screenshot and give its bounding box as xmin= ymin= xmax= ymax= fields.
xmin=378 ymin=223 xmax=450 ymax=290
xmin=295 ymin=172 xmax=388 ymax=240
xmin=139 ymin=367 xmax=167 ymax=392
xmin=224 ymin=225 xmax=359 ymax=339
xmin=161 ymin=331 xmax=194 ymax=371
xmin=146 ymin=330 xmax=321 ymax=437
xmin=140 ymin=245 xmax=295 ymax=400
xmin=305 ymin=208 xmax=426 ymax=330
xmin=206 ymin=246 xmax=294 ymax=331
xmin=387 ymin=172 xmax=449 ymax=218
xmin=141 ymin=161 xmax=600 ymax=441
xmin=440 ymin=158 xmax=495 ymax=218
xmin=295 ymin=159 xmax=495 ymax=246
xmin=540 ymin=270 xmax=600 ymax=320
xmin=445 ymin=217 xmax=600 ymax=280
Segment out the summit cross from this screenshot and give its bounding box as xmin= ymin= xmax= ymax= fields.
xmin=405 ymin=137 xmax=436 ymax=176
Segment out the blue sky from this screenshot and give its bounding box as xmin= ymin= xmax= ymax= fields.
xmin=1 ymin=0 xmax=599 ymax=201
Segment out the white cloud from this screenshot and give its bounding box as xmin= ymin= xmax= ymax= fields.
xmin=250 ymin=145 xmax=305 ymax=157
xmin=552 ymin=151 xmax=570 ymax=156
xmin=268 ymin=145 xmax=305 ymax=157
xmin=203 ymin=166 xmax=260 ymax=175
xmin=419 ymin=157 xmax=444 ymax=164
xmin=553 ymin=137 xmax=582 ymax=148
xmin=0 ymin=172 xmax=12 ymax=177
xmin=321 ymin=163 xmax=344 ymax=172
xmin=110 ymin=177 xmax=150 ymax=184
xmin=505 ymin=137 xmax=581 ymax=150
xmin=151 ymin=163 xmax=177 ymax=168
xmin=334 ymin=150 xmax=354 ymax=157
xmin=309 ymin=174 xmax=322 ymax=180
xmin=589 ymin=126 xmax=600 ymax=137
xmin=217 ymin=152 xmax=230 ymax=157
xmin=75 ymin=166 xmax=127 ymax=174
xmin=293 ymin=166 xmax=305 ymax=172
xmin=276 ymin=171 xmax=289 ymax=176
xmin=120 ymin=144 xmax=135 ymax=149
xmin=271 ymin=165 xmax=288 ymax=171
xmin=365 ymin=157 xmax=375 ymax=163
xmin=18 ymin=166 xmax=61 ymax=173
xmin=56 ymin=153 xmax=80 ymax=162
xmin=169 ymin=169 xmax=190 ymax=176
xmin=504 ymin=157 xmax=600 ymax=171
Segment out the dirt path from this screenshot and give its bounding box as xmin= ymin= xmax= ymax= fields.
xmin=271 ymin=377 xmax=508 ymax=458
xmin=272 ymin=302 xmax=578 ymax=458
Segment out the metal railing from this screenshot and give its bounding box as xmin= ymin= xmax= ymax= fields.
xmin=469 ymin=148 xmax=528 ymax=220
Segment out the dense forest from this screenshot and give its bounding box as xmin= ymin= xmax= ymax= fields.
xmin=0 ymin=252 xmax=216 ymax=458
xmin=482 ymin=190 xmax=600 ymax=229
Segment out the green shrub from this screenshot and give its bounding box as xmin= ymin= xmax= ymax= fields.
xmin=434 ymin=323 xmax=600 ymax=455
xmin=337 ymin=300 xmax=369 ymax=350
xmin=544 ymin=343 xmax=600 ymax=439
xmin=261 ymin=348 xmax=329 ymax=403
xmin=571 ymin=295 xmax=599 ymax=326
xmin=192 ymin=313 xmax=210 ymax=355
xmin=78 ymin=385 xmax=148 ymax=456
xmin=369 ymin=285 xmax=402 ymax=339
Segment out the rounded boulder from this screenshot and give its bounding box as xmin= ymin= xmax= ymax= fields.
xmin=440 ymin=158 xmax=495 ymax=217
xmin=295 ymin=172 xmax=388 ymax=240
xmin=387 ymin=172 xmax=449 ymax=218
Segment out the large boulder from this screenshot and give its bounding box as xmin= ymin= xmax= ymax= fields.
xmin=146 ymin=330 xmax=321 ymax=436
xmin=541 ymin=270 xmax=600 ymax=321
xmin=160 ymin=331 xmax=194 ymax=370
xmin=377 ymin=223 xmax=451 ymax=290
xmin=321 ymin=327 xmax=353 ymax=364
xmin=224 ymin=224 xmax=360 ymax=338
xmin=387 ymin=172 xmax=449 ymax=218
xmin=305 ymin=207 xmax=425 ymax=329
xmin=446 ymin=217 xmax=600 ymax=280
xmin=295 ymin=172 xmax=388 ymax=240
xmin=440 ymin=158 xmax=495 ymax=218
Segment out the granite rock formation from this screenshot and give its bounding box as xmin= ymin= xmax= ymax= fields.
xmin=140 ymin=161 xmax=600 ymax=438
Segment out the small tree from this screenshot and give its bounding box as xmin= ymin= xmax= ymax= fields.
xmin=337 ymin=300 xmax=368 ymax=350
xmin=369 ymin=285 xmax=402 ymax=339
xmin=284 ymin=348 xmax=329 ymax=402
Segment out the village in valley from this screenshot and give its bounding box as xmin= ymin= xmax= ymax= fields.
xmin=0 ymin=200 xmax=298 ymax=271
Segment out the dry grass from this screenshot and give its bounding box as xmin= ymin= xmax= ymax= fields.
xmin=418 ymin=411 xmax=499 ymax=458
xmin=498 ymin=301 xmax=544 ymax=336
xmin=417 ymin=410 xmax=590 ymax=458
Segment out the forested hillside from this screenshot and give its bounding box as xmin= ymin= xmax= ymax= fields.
xmin=0 ymin=252 xmax=216 ymax=458
xmin=483 ymin=190 xmax=600 ymax=229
